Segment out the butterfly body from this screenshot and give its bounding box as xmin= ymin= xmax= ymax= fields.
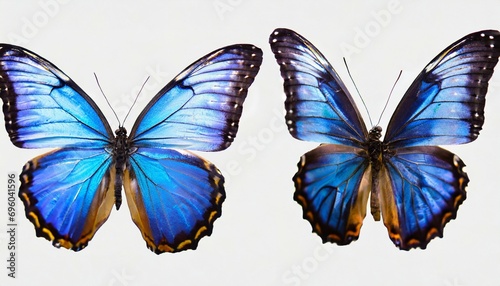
xmin=271 ymin=28 xmax=499 ymax=250
xmin=1 ymin=43 xmax=262 ymax=253
xmin=109 ymin=126 xmax=133 ymax=210
xmin=365 ymin=126 xmax=385 ymax=222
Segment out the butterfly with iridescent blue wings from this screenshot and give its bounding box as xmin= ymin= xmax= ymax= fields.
xmin=270 ymin=28 xmax=500 ymax=250
xmin=0 ymin=43 xmax=262 ymax=254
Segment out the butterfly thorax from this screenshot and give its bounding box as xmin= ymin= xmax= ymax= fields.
xmin=367 ymin=126 xmax=383 ymax=165
xmin=111 ymin=126 xmax=132 ymax=210
xmin=367 ymin=126 xmax=384 ymax=221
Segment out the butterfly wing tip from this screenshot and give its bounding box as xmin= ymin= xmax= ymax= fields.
xmin=270 ymin=28 xmax=292 ymax=35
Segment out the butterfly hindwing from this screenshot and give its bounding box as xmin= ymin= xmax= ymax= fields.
xmin=269 ymin=28 xmax=368 ymax=147
xmin=384 ymin=30 xmax=500 ymax=148
xmin=380 ymin=146 xmax=468 ymax=250
xmin=19 ymin=148 xmax=115 ymax=251
xmin=0 ymin=44 xmax=113 ymax=148
xmin=294 ymin=144 xmax=370 ymax=245
xmin=129 ymin=44 xmax=263 ymax=152
xmin=124 ymin=148 xmax=224 ymax=254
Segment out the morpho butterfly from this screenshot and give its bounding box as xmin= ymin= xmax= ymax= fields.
xmin=0 ymin=43 xmax=262 ymax=253
xmin=269 ymin=28 xmax=500 ymax=250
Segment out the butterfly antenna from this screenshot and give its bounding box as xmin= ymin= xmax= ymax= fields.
xmin=376 ymin=70 xmax=402 ymax=126
xmin=343 ymin=58 xmax=373 ymax=127
xmin=122 ymin=76 xmax=150 ymax=126
xmin=94 ymin=73 xmax=121 ymax=126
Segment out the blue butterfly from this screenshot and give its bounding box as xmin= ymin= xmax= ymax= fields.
xmin=270 ymin=28 xmax=500 ymax=250
xmin=0 ymin=43 xmax=262 ymax=253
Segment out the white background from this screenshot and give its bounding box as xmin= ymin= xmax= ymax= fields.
xmin=1 ymin=0 xmax=500 ymax=285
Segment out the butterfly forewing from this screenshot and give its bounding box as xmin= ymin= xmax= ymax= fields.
xmin=270 ymin=28 xmax=368 ymax=147
xmin=384 ymin=30 xmax=500 ymax=148
xmin=0 ymin=44 xmax=113 ymax=148
xmin=129 ymin=44 xmax=263 ymax=152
